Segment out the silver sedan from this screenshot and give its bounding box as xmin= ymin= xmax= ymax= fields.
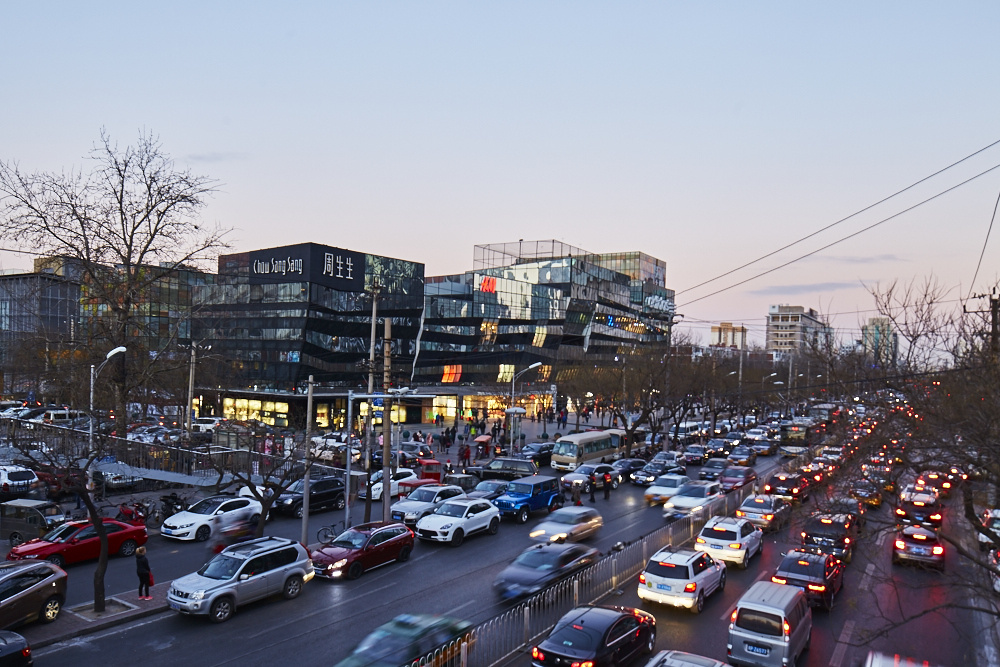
xmin=528 ymin=506 xmax=603 ymax=543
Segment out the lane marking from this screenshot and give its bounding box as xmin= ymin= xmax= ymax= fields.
xmin=829 ymin=619 xmax=855 ymax=667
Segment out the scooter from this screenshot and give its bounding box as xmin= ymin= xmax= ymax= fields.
xmin=160 ymin=492 xmax=190 ymax=518
xmin=116 ymin=499 xmax=164 ymax=530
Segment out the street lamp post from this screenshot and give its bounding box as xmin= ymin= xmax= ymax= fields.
xmin=186 ymin=341 xmax=211 ymax=433
xmin=510 ymin=362 xmax=541 ymax=451
xmin=89 ymin=346 xmax=127 ymax=453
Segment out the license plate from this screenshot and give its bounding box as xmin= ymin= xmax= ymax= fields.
xmin=913 ymin=547 xmax=930 ymax=555
xmin=169 ymin=601 xmax=181 ymax=611
xmin=745 ymin=513 xmax=761 ymax=519
xmin=746 ymin=644 xmax=769 ymax=656
xmin=711 ymin=543 xmax=723 ymax=549
xmin=161 ymin=527 xmax=173 ymax=535
xmin=392 ymin=513 xmax=403 ymax=521
xmin=656 ymin=583 xmax=672 ymax=591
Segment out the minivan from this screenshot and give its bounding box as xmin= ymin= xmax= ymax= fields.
xmin=728 ymin=580 xmax=812 ymax=667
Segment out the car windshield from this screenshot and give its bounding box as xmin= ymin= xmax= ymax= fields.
xmin=198 ymin=554 xmax=242 ymax=580
xmin=285 ymin=480 xmax=307 ymax=494
xmin=352 ymin=629 xmax=418 ymax=663
xmin=553 ymin=442 xmax=578 ymax=457
xmin=434 ymin=503 xmax=468 ymax=518
xmin=548 ymin=509 xmax=583 ymax=524
xmin=727 ymin=469 xmax=750 ymax=480
xmin=507 ymin=483 xmax=532 ymax=495
xmin=642 ymin=463 xmax=665 ymax=474
xmin=742 ymin=497 xmax=775 ymax=511
xmin=804 ymin=517 xmax=847 ymax=537
xmin=41 ymin=523 xmax=78 ymax=543
xmin=513 ymin=549 xmax=560 ymax=570
xmin=475 ymin=481 xmax=504 ymax=493
xmin=736 ymin=608 xmax=783 ymax=637
xmin=547 ymin=623 xmax=602 ymax=651
xmin=644 ymin=560 xmax=688 ymax=579
xmin=703 ymin=525 xmax=738 ymax=540
xmin=732 ymin=447 xmax=750 ymax=456
xmin=778 ymin=555 xmax=822 ymax=577
xmin=6 ymin=471 xmax=34 ymax=481
xmin=188 ymin=498 xmax=227 ymax=515
xmin=685 ymin=446 xmax=703 ymax=454
xmin=576 ymin=466 xmax=596 ymax=476
xmin=330 ymin=530 xmax=368 ymax=549
xmin=371 ymin=470 xmax=384 ymax=483
xmin=407 ymin=488 xmax=438 ymax=502
xmin=677 ymin=485 xmax=710 ymax=498
xmin=654 ymin=476 xmax=682 ymax=488
xmin=705 ymin=460 xmax=726 ymax=469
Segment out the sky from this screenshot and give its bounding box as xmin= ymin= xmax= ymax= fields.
xmin=2 ymin=2 xmax=999 ymax=347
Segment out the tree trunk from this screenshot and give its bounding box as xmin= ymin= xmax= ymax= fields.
xmin=80 ymin=491 xmax=109 ymax=612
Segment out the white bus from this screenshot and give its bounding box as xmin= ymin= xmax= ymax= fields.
xmin=550 ymin=431 xmax=623 ymax=471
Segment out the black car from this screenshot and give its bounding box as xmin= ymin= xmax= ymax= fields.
xmin=894 ymin=492 xmax=943 ymax=530
xmin=0 ymin=631 xmax=31 ymax=667
xmin=466 ymin=458 xmax=538 ymax=482
xmin=612 ymin=458 xmax=647 ymax=478
xmin=466 ymin=479 xmax=509 ymax=501
xmin=698 ymin=458 xmax=730 ymax=482
xmin=517 ymin=443 xmax=554 ymax=468
xmin=531 ymin=605 xmax=656 ymax=667
xmin=272 ymin=476 xmax=346 ymax=518
xmin=630 ymin=461 xmax=674 ymax=486
xmin=849 ymin=479 xmax=883 ymax=507
xmin=801 ymin=513 xmax=858 ymax=563
xmin=763 ymin=472 xmax=810 ymax=503
xmin=493 ymin=542 xmax=599 ymax=601
xmin=335 ymin=613 xmax=471 ymax=667
xmin=704 ymin=438 xmax=732 ymax=458
xmin=683 ymin=445 xmax=708 ymax=466
xmin=771 ymin=549 xmax=844 ymax=610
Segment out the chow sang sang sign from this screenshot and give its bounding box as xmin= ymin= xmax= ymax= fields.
xmin=248 ymin=243 xmax=366 ymax=291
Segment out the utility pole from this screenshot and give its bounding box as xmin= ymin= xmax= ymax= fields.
xmin=363 ymin=280 xmax=382 ymax=522
xmin=964 ymin=288 xmax=999 ymax=366
xmin=381 ymin=318 xmax=393 ymax=523
xmin=300 ymin=375 xmax=314 ymax=546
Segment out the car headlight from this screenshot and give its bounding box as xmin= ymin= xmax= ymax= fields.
xmin=440 ymin=523 xmax=453 ymax=531
xmin=331 ymin=558 xmax=348 ymax=569
xmin=190 ymin=590 xmax=206 ymax=600
xmin=529 ymin=529 xmax=545 ymax=538
xmin=23 ymin=555 xmax=38 ymax=559
xmin=177 ymin=522 xmax=195 ymax=529
xmin=550 ymin=533 xmax=567 ymax=542
xmin=405 ymin=513 xmax=418 ymax=520
xmin=283 ymin=498 xmax=294 ymax=505
xmin=692 ymin=505 xmax=703 ymax=512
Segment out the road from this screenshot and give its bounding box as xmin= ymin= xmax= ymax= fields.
xmin=30 ymin=451 xmax=989 ymax=666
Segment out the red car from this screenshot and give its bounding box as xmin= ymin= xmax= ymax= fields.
xmin=311 ymin=521 xmax=413 ymax=580
xmin=7 ymin=519 xmax=148 ymax=568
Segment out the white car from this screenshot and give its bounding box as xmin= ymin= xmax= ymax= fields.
xmin=161 ymin=495 xmax=263 ymax=542
xmin=694 ymin=516 xmax=763 ymax=569
xmin=390 ymin=484 xmax=466 ymax=527
xmin=528 ymin=506 xmax=603 ymax=543
xmin=663 ymin=481 xmax=723 ymax=517
xmin=414 ymin=498 xmax=500 ymax=546
xmin=637 ymin=547 xmax=726 ymax=613
xmin=979 ymin=509 xmax=1000 ymax=551
xmin=360 ymin=468 xmax=417 ymax=501
xmin=644 ymin=474 xmax=691 ymax=506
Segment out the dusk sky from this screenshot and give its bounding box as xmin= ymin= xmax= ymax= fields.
xmin=3 ymin=3 xmax=999 ymax=347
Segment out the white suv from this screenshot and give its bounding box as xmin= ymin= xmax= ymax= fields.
xmin=638 ymin=548 xmax=726 ymax=614
xmin=415 ymin=498 xmax=501 ymax=546
xmin=389 ymin=484 xmax=466 ymax=527
xmin=695 ymin=516 xmax=763 ymax=569
xmin=663 ymin=481 xmax=723 ymax=517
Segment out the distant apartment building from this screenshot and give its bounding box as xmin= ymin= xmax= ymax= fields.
xmin=711 ymin=322 xmax=747 ymax=349
xmin=861 ymin=317 xmax=897 ymax=369
xmin=765 ymin=305 xmax=832 ymax=353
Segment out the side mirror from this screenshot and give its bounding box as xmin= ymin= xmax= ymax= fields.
xmin=240 ymin=574 xmax=249 ymax=581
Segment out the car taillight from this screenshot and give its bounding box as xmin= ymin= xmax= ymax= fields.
xmin=684 ymin=582 xmax=697 ymax=592
xmin=800 ymin=531 xmax=806 ymax=539
xmin=532 ymin=647 xmax=544 ymax=661
xmin=570 ymin=662 xmax=593 ymax=667
xmin=696 ymin=537 xmax=706 ymax=543
xmin=783 ymin=620 xmax=791 ymax=637
xmin=764 ymin=485 xmax=771 ymax=492
xmin=764 ymin=514 xmax=774 ymax=521
xmin=807 ymin=584 xmax=826 ymax=592
xmin=20 ymin=648 xmax=29 ymax=659
xmin=771 ymin=576 xmax=787 ymax=584
xmin=792 ymin=488 xmax=800 ymax=494
xmin=930 ymin=514 xmax=942 ymax=521
xmin=932 ymin=545 xmax=944 ymax=555
xmin=895 ymin=508 xmax=906 ymax=516
xmin=844 ymin=537 xmax=851 ymax=545
xmin=729 ymin=543 xmax=742 ymax=549
xmin=943 ymin=482 xmax=951 ymax=488
xmin=731 ymin=609 xmax=738 ymax=623
xmin=638 ymin=573 xmax=646 ymax=584
xmin=894 ymin=540 xmax=906 ymax=550
xmin=736 ymin=510 xmax=745 ymax=517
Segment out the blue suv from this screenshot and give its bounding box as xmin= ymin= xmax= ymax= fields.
xmin=493 ymin=475 xmax=563 ymax=524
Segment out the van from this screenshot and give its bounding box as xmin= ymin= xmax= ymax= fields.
xmin=31 ymin=409 xmax=85 ymax=427
xmin=0 ymin=499 xmax=66 ymax=547
xmin=668 ymin=422 xmax=701 ymax=445
xmin=728 ymin=580 xmax=811 ymax=667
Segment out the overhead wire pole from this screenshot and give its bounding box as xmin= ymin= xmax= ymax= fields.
xmin=300 ymin=375 xmax=314 ymax=547
xmin=381 ymin=318 xmax=393 ymax=524
xmin=363 ymin=279 xmax=382 ymax=522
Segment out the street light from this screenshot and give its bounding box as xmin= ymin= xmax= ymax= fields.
xmin=510 ymin=362 xmax=541 ymax=451
xmin=186 ymin=341 xmax=211 ymax=433
xmin=89 ymin=346 xmax=127 ymax=452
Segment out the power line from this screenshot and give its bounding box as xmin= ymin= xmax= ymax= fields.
xmin=966 ymin=183 xmax=1000 ymax=302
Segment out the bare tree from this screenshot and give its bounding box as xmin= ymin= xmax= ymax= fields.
xmin=0 ymin=130 xmax=229 ymax=612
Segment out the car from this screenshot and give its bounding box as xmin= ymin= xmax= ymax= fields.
xmin=271 ymin=476 xmax=346 ymax=518
xmin=335 ymin=613 xmax=472 ymax=667
xmin=465 ymin=458 xmax=538 ymax=482
xmin=389 ymin=484 xmax=466 ymax=527
xmin=697 ymin=458 xmax=729 ymax=482
xmin=727 ymin=446 xmax=757 ymax=467
xmin=493 ymin=542 xmax=599 ymax=601
xmin=978 ymin=509 xmax=1000 ymax=551
xmin=161 ymin=495 xmax=263 ymax=542
xmin=637 ymin=547 xmax=726 ymax=613
xmin=800 ymin=513 xmax=858 ymax=563
xmin=529 ymin=506 xmax=603 ymax=543
xmin=560 ymin=464 xmax=621 ymax=493
xmin=695 ymin=516 xmax=763 ymax=569
xmin=743 ymin=427 xmax=769 ymax=442
xmin=311 ymin=522 xmax=414 ymax=579
xmin=825 ymin=495 xmax=866 ymax=527
xmin=415 ymin=498 xmax=500 ymax=546
xmin=167 ymin=536 xmax=313 ymax=622
xmin=736 ymin=494 xmax=791 ymax=532
xmin=663 ymin=481 xmax=723 ymax=516
xmin=442 ymin=473 xmax=479 ymax=494
xmin=683 ymin=445 xmax=708 ymax=466
xmin=7 ymin=518 xmax=147 ymax=568
xmin=0 ymin=468 xmax=41 ymax=502
xmin=704 ymin=439 xmax=732 ymax=458
xmin=799 ymin=464 xmax=825 ymax=485
xmin=642 ymin=650 xmax=730 ymax=667
xmin=0 ymin=560 xmax=66 ymax=629
xmin=631 ymin=461 xmax=682 ymax=486
xmin=466 ymin=479 xmax=509 ymax=501
xmin=358 ymin=468 xmax=417 ymax=501
xmin=719 ymin=466 xmax=758 ymax=493
xmin=894 ymin=491 xmax=943 ymax=530
xmin=517 ymin=442 xmax=554 ymax=467
xmin=397 ymin=441 xmax=435 ymax=459
xmin=849 ymin=478 xmax=883 ymax=507
xmin=763 ymin=472 xmax=810 ymax=503
xmin=820 ymin=446 xmax=844 ymax=462
xmin=530 ymin=605 xmax=656 ymax=667
xmin=0 ymin=631 xmax=31 ymax=666
xmin=989 ymin=548 xmax=1000 ymax=593
xmin=190 ymin=416 xmax=226 ymax=433
xmin=612 ymin=458 xmax=648 ymax=478
xmin=892 ymin=525 xmax=945 ymax=571
xmin=644 ymin=474 xmax=691 ymax=506
xmin=494 ymin=475 xmax=563 ymax=524
xmin=916 ymin=470 xmax=952 ymax=498
xmin=771 ymin=549 xmax=844 ymax=610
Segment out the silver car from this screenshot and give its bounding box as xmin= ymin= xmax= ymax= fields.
xmin=528 ymin=506 xmax=603 ymax=543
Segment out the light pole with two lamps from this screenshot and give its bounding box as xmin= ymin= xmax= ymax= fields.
xmin=510 ymin=362 xmax=542 ymax=452
xmin=89 ymin=346 xmax=126 ymax=452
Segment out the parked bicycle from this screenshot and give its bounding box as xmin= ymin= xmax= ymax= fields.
xmin=317 ymin=520 xmax=347 ymax=544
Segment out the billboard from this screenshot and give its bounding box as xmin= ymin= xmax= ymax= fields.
xmin=247 ymin=243 xmax=366 ymax=292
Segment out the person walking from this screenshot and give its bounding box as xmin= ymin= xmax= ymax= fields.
xmin=603 ymin=471 xmax=612 ymax=500
xmin=136 ymin=546 xmax=152 ymax=600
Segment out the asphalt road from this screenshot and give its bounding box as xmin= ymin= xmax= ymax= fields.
xmin=29 ymin=452 xmax=989 ymax=667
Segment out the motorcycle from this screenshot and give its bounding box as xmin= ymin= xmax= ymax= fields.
xmin=160 ymin=492 xmax=190 ymax=518
xmin=116 ymin=499 xmax=164 ymax=530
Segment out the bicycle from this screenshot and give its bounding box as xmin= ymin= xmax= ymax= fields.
xmin=317 ymin=520 xmax=347 ymax=544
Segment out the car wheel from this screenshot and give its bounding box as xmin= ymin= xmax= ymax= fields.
xmin=347 ymin=562 xmax=364 ymax=580
xmin=488 ymin=517 xmax=500 ymax=535
xmin=46 ymin=554 xmax=65 ymax=568
xmin=334 ymin=495 xmax=346 ymax=511
xmin=295 ymin=505 xmax=304 ymax=519
xmin=451 ymin=529 xmax=465 ymax=547
xmin=40 ymin=595 xmax=61 ymax=623
xmin=611 ymin=479 xmax=619 ymax=490
xmin=282 ymin=575 xmax=303 ymax=599
xmin=719 ymin=569 xmax=727 ymax=591
xmin=8 ymin=532 xmax=23 ymax=548
xmin=398 ymin=545 xmax=412 ymax=562
xmin=209 ymin=597 xmax=234 ymax=623
xmin=195 ymin=525 xmax=211 ymax=542
xmin=844 ymin=547 xmax=853 ymax=564
xmin=517 ymin=507 xmax=529 ymax=524
xmin=644 ymin=627 xmax=656 ymax=654
xmin=118 ymin=539 xmax=138 ymax=557
xmin=584 ymin=483 xmax=592 ymax=494
xmin=691 ymin=592 xmax=704 ymax=614
xmin=738 ymin=551 xmax=748 ymax=570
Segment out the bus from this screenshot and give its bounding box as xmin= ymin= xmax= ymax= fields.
xmin=550 ymin=431 xmax=623 ymax=471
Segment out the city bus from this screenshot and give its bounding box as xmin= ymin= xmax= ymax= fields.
xmin=550 ymin=431 xmax=622 ymax=471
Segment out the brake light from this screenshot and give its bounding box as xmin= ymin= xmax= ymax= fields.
xmin=844 ymin=537 xmax=851 ymax=545
xmin=895 ymin=508 xmax=906 ymax=516
xmin=894 ymin=540 xmax=906 ymax=550
xmin=820 ymin=518 xmax=833 ymax=524
xmin=731 ymin=609 xmax=738 ymax=622
xmin=792 ymin=488 xmax=800 ymax=494
xmin=930 ymin=513 xmax=942 ymax=521
xmin=684 ymin=582 xmax=697 ymax=592
xmin=913 ymin=533 xmax=927 ymax=540
xmin=783 ymin=620 xmax=790 ymax=637
xmin=638 ymin=573 xmax=646 ymax=584
xmin=801 ymin=531 xmax=806 ymax=539
xmin=807 ymin=584 xmax=826 ymax=592
xmin=532 ymin=647 xmax=544 ymax=661
xmin=764 ymin=485 xmax=772 ymax=492
xmin=764 ymin=514 xmax=774 ymax=521
xmin=771 ymin=576 xmax=787 ymax=584
xmin=696 ymin=537 xmax=706 ymax=543
xmin=729 ymin=543 xmax=742 ymax=549
xmin=736 ymin=510 xmax=745 ymax=517
xmin=932 ymin=545 xmax=944 ymax=555
xmin=943 ymin=482 xmax=951 ymax=488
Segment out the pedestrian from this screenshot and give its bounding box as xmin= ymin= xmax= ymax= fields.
xmin=588 ymin=475 xmax=597 ymax=503
xmin=603 ymin=472 xmax=612 ymax=500
xmin=572 ymin=483 xmax=582 ymax=506
xmin=136 ymin=546 xmax=152 ymax=600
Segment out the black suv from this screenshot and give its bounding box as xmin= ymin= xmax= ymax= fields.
xmin=272 ymin=476 xmax=346 ymax=518
xmin=763 ymin=472 xmax=810 ymax=503
xmin=517 ymin=443 xmax=554 ymax=467
xmin=801 ymin=513 xmax=858 ymax=563
xmin=466 ymin=458 xmax=538 ymax=482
